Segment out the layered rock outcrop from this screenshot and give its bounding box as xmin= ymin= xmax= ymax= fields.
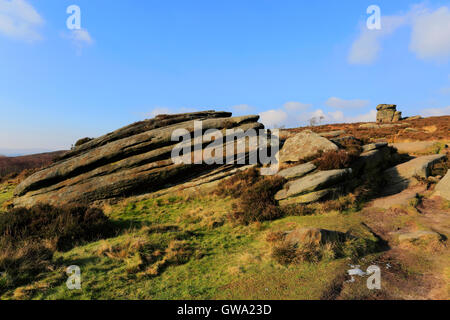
xmin=14 ymin=111 xmax=264 ymax=207
xmin=376 ymin=104 xmax=402 ymax=123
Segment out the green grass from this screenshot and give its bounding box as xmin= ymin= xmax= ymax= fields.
xmin=0 ymin=192 xmax=380 ymax=300
xmin=0 ymin=183 xmax=15 ymax=210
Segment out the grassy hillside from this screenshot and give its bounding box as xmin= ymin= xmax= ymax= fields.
xmin=1 ymin=190 xmax=381 ymax=300
xmin=1 ymin=116 xmax=449 ymax=300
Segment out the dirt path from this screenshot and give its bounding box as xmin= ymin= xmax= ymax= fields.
xmin=360 ymin=188 xmax=450 ymax=300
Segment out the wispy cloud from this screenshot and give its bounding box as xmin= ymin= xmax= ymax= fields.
xmin=230 ymin=104 xmax=253 ymax=113
xmin=0 ymin=0 xmax=44 ymax=42
xmin=259 ymin=109 xmax=288 ymax=128
xmin=348 ymin=15 xmax=407 ymax=64
xmin=410 ymin=6 xmax=450 ymax=61
xmin=325 ymin=97 xmax=370 ymax=109
xmin=283 ymin=101 xmax=312 ymax=111
xmin=348 ymin=4 xmax=450 ymax=64
xmin=259 ymin=99 xmax=375 ymax=128
xmin=421 ymin=106 xmax=450 ymax=117
xmin=62 ymin=28 xmax=94 ymax=54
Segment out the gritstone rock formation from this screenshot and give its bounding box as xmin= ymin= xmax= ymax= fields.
xmin=376 ymin=104 xmax=402 ymax=123
xmin=13 ymin=111 xmax=265 ymax=207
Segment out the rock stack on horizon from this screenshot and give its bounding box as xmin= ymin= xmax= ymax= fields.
xmin=376 ymin=104 xmax=402 ymax=123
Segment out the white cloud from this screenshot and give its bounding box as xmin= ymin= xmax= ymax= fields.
xmin=348 ymin=4 xmax=450 ymax=64
xmin=63 ymin=28 xmax=94 ymax=54
xmin=421 ymin=106 xmax=450 ymax=116
xmin=260 ymin=100 xmax=374 ymax=128
xmin=283 ymin=101 xmax=312 ymax=111
xmin=259 ymin=109 xmax=288 ymax=128
xmin=231 ymin=104 xmax=253 ymax=113
xmin=410 ymin=7 xmax=450 ymax=61
xmin=325 ymin=97 xmax=370 ymax=109
xmin=344 ymin=109 xmax=377 ymax=123
xmin=0 ymin=0 xmax=44 ymax=41
xmin=348 ymin=15 xmax=407 ymax=64
xmin=298 ymin=109 xmax=376 ymax=125
xmin=440 ymin=86 xmax=450 ymax=95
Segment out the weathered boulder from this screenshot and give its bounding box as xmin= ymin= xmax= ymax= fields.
xmin=362 ymin=142 xmax=388 ymax=153
xmin=353 ymin=145 xmax=394 ymax=175
xmin=276 ymin=162 xmax=316 ymax=180
xmin=278 ymin=188 xmax=339 ymax=206
xmin=14 ymin=111 xmax=265 ymax=207
xmin=285 ymin=228 xmax=347 ymax=246
xmin=383 ymin=154 xmax=446 ymax=194
xmin=319 ymin=130 xmax=346 ymax=138
xmin=390 ymin=141 xmax=442 ymax=155
xmin=359 ymin=123 xmax=380 ymax=129
xmin=275 ymin=168 xmax=352 ymax=200
xmin=434 ymin=170 xmax=450 ymax=200
xmin=395 ymin=230 xmax=443 ymax=245
xmin=279 ymin=130 xmax=338 ymax=163
xmin=376 ymin=104 xmax=402 ymax=123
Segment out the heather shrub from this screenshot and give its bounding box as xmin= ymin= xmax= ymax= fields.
xmin=215 ymin=167 xmax=260 ymax=198
xmin=230 ymin=175 xmax=285 ymax=224
xmin=320 ymin=194 xmax=357 ymax=213
xmin=0 ymin=204 xmax=115 ymax=251
xmin=0 ymin=240 xmax=54 ymax=292
xmin=272 ymin=241 xmax=323 ymax=265
xmin=313 ymin=150 xmax=356 ymax=170
xmin=74 ymin=137 xmax=93 ymax=147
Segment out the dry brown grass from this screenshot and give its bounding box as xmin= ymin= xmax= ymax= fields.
xmin=0 ymin=151 xmax=66 ymax=182
xmin=313 ymin=150 xmax=356 ymax=170
xmin=289 ymin=115 xmax=450 ymax=144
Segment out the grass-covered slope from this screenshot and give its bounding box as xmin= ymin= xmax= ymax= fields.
xmin=0 ymin=188 xmax=381 ymax=300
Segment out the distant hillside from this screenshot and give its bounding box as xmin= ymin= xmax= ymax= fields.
xmin=0 ymin=151 xmax=67 ymax=181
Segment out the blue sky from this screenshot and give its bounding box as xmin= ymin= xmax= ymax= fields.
xmin=0 ymin=0 xmax=449 ymax=154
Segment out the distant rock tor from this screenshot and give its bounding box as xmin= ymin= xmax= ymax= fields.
xmin=376 ymin=104 xmax=402 ymax=123
xmin=13 ymin=111 xmax=265 ymax=207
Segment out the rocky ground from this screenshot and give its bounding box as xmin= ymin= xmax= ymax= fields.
xmin=0 ymin=112 xmax=448 ymax=300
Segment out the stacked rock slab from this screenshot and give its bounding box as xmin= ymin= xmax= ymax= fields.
xmin=383 ymin=154 xmax=446 ymax=194
xmin=14 ymin=111 xmax=264 ymax=207
xmin=376 ymin=104 xmax=402 ymax=123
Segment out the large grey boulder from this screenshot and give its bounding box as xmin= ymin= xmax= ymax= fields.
xmin=285 ymin=228 xmax=348 ymax=246
xmin=362 ymin=142 xmax=388 ymax=153
xmin=278 ymin=188 xmax=339 ymax=206
xmin=279 ymin=130 xmax=338 ymax=163
xmin=384 ymin=154 xmax=446 ymax=194
xmin=390 ymin=141 xmax=442 ymax=155
xmin=434 ymin=170 xmax=450 ymax=201
xmin=353 ymin=145 xmax=393 ymax=175
xmin=275 ymin=168 xmax=352 ymax=200
xmin=276 ymin=162 xmax=316 ymax=180
xmin=394 ymin=230 xmax=443 ymax=245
